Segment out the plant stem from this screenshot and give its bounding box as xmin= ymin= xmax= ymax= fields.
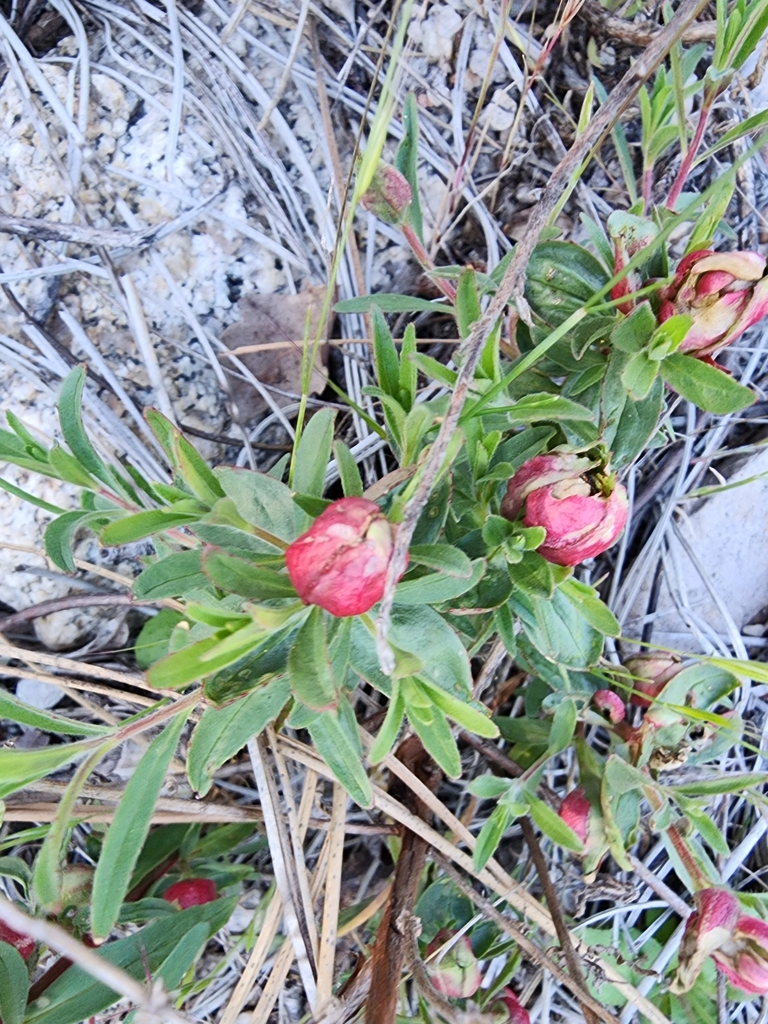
xmin=666 ymin=96 xmax=713 ymax=210
xmin=401 ymin=223 xmax=457 ymax=302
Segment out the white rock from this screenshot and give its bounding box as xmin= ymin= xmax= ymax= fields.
xmin=15 ymin=678 xmax=65 ymax=710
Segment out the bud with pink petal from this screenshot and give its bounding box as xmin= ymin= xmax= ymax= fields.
xmin=425 ymin=930 xmax=482 ymax=998
xmin=593 ymin=689 xmax=625 ymax=723
xmin=360 ymin=163 xmax=412 ymax=225
xmin=285 ymin=497 xmax=404 ymax=618
xmin=487 ymin=988 xmax=531 ymax=1024
xmin=672 ymin=888 xmax=768 ymax=995
xmin=559 ymin=787 xmax=592 ymax=843
xmin=623 ymin=654 xmax=682 ymax=708
xmin=659 ymin=249 xmax=768 ymax=358
xmin=501 ymin=453 xmax=628 ymax=567
xmin=163 ymin=878 xmax=219 ymax=909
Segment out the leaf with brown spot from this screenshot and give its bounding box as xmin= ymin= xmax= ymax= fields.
xmin=220 ymin=284 xmax=332 ymax=422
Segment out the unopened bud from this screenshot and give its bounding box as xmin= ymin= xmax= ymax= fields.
xmin=360 ymin=163 xmax=412 ymax=224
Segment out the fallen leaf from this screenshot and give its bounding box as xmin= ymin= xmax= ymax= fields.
xmin=220 ymin=284 xmax=332 ymax=422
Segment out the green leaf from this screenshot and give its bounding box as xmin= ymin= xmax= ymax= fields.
xmin=404 ymin=680 xmax=461 ymax=777
xmin=670 ymin=773 xmax=768 ymax=796
xmin=188 ymin=677 xmax=292 ymax=796
xmin=473 ymin=803 xmax=514 ymax=871
xmin=44 ymin=510 xmax=93 ymax=573
xmin=528 ymin=796 xmax=583 ymax=852
xmin=513 ymin=588 xmax=603 ymax=668
xmin=409 ymin=353 xmax=458 ymax=387
xmin=134 ymin=609 xmax=185 ymax=669
xmin=372 ymin=306 xmax=401 ymax=401
xmin=368 ymin=685 xmax=406 ymax=764
xmin=292 ymin=408 xmax=335 ymax=500
xmin=288 ymin=606 xmax=337 ymax=710
xmin=395 ymin=92 xmax=423 ymax=242
xmin=100 ymin=507 xmax=204 ymax=546
xmin=408 ymin=544 xmax=473 ymax=575
xmin=157 ymin=922 xmax=209 ymax=989
xmin=456 ymin=268 xmax=482 ymax=339
xmin=468 ymin=775 xmax=513 ymax=800
xmin=417 ymin=678 xmax=498 ymax=738
xmin=610 ymin=376 xmax=664 ymax=470
xmin=0 ymin=943 xmax=28 ymax=1024
xmin=395 ymin=559 xmax=485 ymax=605
xmin=334 ymin=295 xmax=448 ymax=314
xmin=0 ymin=740 xmax=99 ymax=800
xmin=0 ymin=690 xmax=109 ymax=737
xmin=674 ymin=795 xmax=729 ymax=855
xmin=548 ymin=699 xmax=578 ymax=755
xmin=58 ymin=367 xmax=112 ymax=486
xmin=202 ymin=547 xmax=297 ymax=600
xmin=175 ymin=434 xmax=225 ymax=505
xmin=558 ymin=578 xmax=620 ymax=636
xmin=399 ymin=324 xmax=417 ymax=411
xmin=525 ymin=241 xmax=609 ymax=327
xmin=660 ymin=353 xmax=756 ymax=414
xmin=133 ymin=550 xmax=208 ymax=599
xmin=333 ymin=440 xmax=363 ymax=497
xmin=193 ymin=498 xmax=287 ymax=557
xmin=307 ymin=700 xmax=372 ymax=807
xmin=495 ymin=393 xmax=596 ymax=424
xmin=91 ymin=709 xmax=192 ymax=939
xmin=216 ymin=467 xmax=296 ymax=544
xmin=621 ymin=350 xmax=658 ymax=400
xmin=24 ymin=900 xmax=235 ymax=1024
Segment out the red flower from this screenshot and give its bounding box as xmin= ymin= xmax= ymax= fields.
xmin=659 ymin=249 xmax=768 ymax=358
xmin=0 ymin=918 xmax=35 ymax=960
xmin=593 ymin=689 xmax=625 ymax=723
xmin=558 ymin=788 xmax=592 ymax=843
xmin=285 ymin=497 xmax=403 ymax=617
xmin=673 ymin=888 xmax=768 ymax=995
xmin=501 ymin=454 xmax=628 ymax=567
xmin=163 ymin=878 xmax=219 ymax=909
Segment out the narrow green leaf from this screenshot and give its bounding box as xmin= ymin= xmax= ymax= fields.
xmin=408 ymin=544 xmax=473 ymax=576
xmin=368 ymin=685 xmax=405 ymax=764
xmin=398 ymin=323 xmax=417 ymax=411
xmin=621 ymin=351 xmax=658 ymax=400
xmin=156 ymin=922 xmax=209 ymax=989
xmin=334 ymin=295 xmax=448 ymax=314
xmin=175 ymin=434 xmax=225 ymax=505
xmin=394 ymin=559 xmax=485 ymax=605
xmin=202 ymin=547 xmax=296 ymax=600
xmin=0 ymin=943 xmax=28 ymax=1024
xmin=91 ymin=709 xmax=192 ymax=939
xmin=333 ymin=440 xmax=363 ymax=497
xmin=473 ymin=803 xmax=514 ymax=871
xmin=559 ymin=578 xmax=620 ymax=637
xmin=372 ymin=305 xmax=401 ymax=401
xmin=133 ymin=550 xmax=207 ymax=599
xmin=288 ymin=606 xmax=337 ymax=710
xmin=308 ymin=701 xmax=373 ymax=807
xmin=417 ymin=678 xmax=498 ymax=738
xmin=528 ymin=796 xmax=583 ymax=852
xmin=44 ymin=510 xmax=92 ymax=573
xmin=58 ymin=367 xmax=112 ymax=486
xmin=660 ymin=353 xmax=756 ymax=414
xmin=670 ymin=773 xmax=768 ymax=796
xmin=456 ymin=268 xmax=481 ymax=339
xmin=0 ymin=691 xmax=110 ymax=737
xmin=0 ymin=740 xmax=99 ymax=800
xmin=395 ymin=92 xmax=423 ymax=241
xmin=100 ymin=507 xmax=203 ymax=546
xmin=0 ymin=476 xmax=65 ymax=514
xmin=292 ymin=408 xmax=335 ymax=499
xmin=187 ymin=677 xmax=291 ymax=796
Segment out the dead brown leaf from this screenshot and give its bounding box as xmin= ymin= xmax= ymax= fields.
xmin=220 ymin=284 xmax=332 ymax=422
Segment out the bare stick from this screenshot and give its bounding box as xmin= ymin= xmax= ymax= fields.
xmin=374 ymin=0 xmax=711 ymax=669
xmin=316 ymin=783 xmax=348 ymax=1005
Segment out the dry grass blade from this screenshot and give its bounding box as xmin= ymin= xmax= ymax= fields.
xmin=248 ymin=735 xmax=318 ymax=1010
xmin=316 ymin=783 xmax=347 ymax=1007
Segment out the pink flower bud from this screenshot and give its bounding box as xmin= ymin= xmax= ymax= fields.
xmin=360 ymin=163 xmax=412 ymax=224
xmin=623 ymin=654 xmax=682 ymax=708
xmin=671 ymin=889 xmax=768 ymax=995
xmin=163 ymin=878 xmax=219 ymax=909
xmin=487 ymin=988 xmax=531 ymax=1024
xmin=425 ymin=930 xmax=482 ymax=998
xmin=659 ymin=249 xmax=768 ymax=358
xmin=285 ymin=497 xmax=404 ymax=617
xmin=558 ymin=787 xmax=591 ymax=843
xmin=593 ymin=689 xmax=625 ymax=723
xmin=501 ymin=454 xmax=628 ymax=567
xmin=0 ymin=918 xmax=35 ymax=961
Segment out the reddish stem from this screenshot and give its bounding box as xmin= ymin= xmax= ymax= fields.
xmin=666 ymin=97 xmax=713 ymax=211
xmin=401 ymin=223 xmax=457 ymax=303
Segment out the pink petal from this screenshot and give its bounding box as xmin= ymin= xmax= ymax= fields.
xmin=500 ymin=453 xmax=591 ymax=521
xmin=720 ymin=277 xmax=768 ymax=347
xmin=692 ymin=251 xmax=766 ymax=281
xmin=678 ymin=292 xmax=747 ymax=354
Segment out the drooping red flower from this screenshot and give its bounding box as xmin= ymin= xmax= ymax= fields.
xmin=673 ymin=887 xmax=768 ymax=996
xmin=623 ymin=654 xmax=682 ymax=708
xmin=659 ymin=249 xmax=768 ymax=358
xmin=163 ymin=878 xmax=219 ymax=909
xmin=593 ymin=689 xmax=626 ymax=723
xmin=501 ymin=453 xmax=628 ymax=567
xmin=285 ymin=497 xmax=403 ymax=617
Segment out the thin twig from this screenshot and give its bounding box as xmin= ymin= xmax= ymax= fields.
xmin=0 ymin=593 xmax=165 ymax=633
xmin=316 ymin=783 xmax=348 ymax=1006
xmin=519 ymin=816 xmax=600 ymax=1024
xmin=374 ymin=0 xmax=712 ymax=670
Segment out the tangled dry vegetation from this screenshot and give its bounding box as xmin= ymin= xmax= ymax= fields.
xmin=1 ymin=0 xmax=768 ymax=1021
